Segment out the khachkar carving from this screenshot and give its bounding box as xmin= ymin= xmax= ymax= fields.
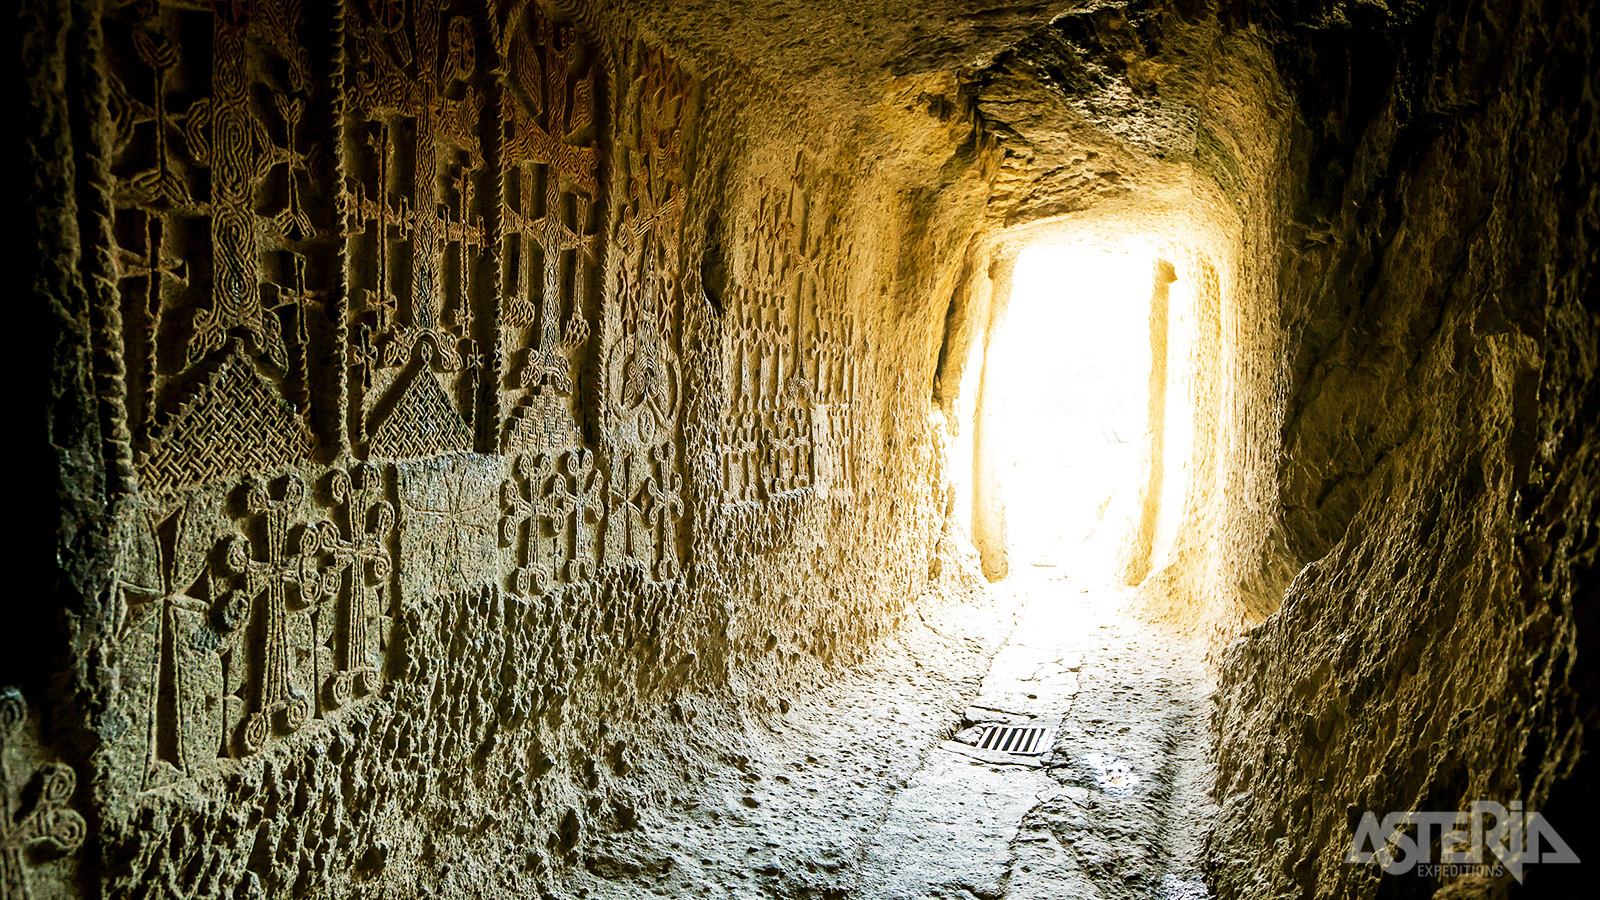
xmin=577 ymin=44 xmax=693 ymax=586
xmin=1 ymin=689 xmax=86 ymax=899
xmin=398 ymin=453 xmax=500 ymax=602
xmin=106 ymin=466 xmax=400 ymax=791
xmin=721 ymin=153 xmax=861 ymax=508
xmin=602 ymin=444 xmax=684 ymax=580
xmin=314 ymin=464 xmax=395 ymax=709
xmin=221 ymin=474 xmax=337 ymax=756
xmin=343 ymin=0 xmax=491 ymax=459
xmin=499 ymin=448 xmax=601 ymax=589
xmin=500 ymin=444 xmax=684 ymax=594
xmin=600 ymin=46 xmax=693 ymax=459
xmin=810 ymin=300 xmax=863 ymax=500
xmin=497 ymin=4 xmax=600 ymax=456
xmin=110 ymin=491 xmax=228 ymax=789
xmin=105 ymin=0 xmax=332 ymax=491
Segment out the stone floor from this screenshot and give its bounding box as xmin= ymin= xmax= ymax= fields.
xmin=573 ymin=563 xmax=1217 ymax=899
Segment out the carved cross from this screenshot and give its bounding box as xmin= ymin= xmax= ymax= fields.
xmin=317 ymin=464 xmax=393 ymax=706
xmin=501 ymin=452 xmax=558 ymax=594
xmin=0 ymin=689 xmax=86 ymax=900
xmin=406 ymin=454 xmax=498 ymax=591
xmin=442 ymin=163 xmax=486 ymax=338
xmin=648 ymin=445 xmax=685 ymax=579
xmin=116 ymin=499 xmax=216 ymax=783
xmin=121 ymin=20 xmax=194 ymax=209
xmin=267 ymin=94 xmax=317 ymax=241
xmin=223 ymin=475 xmax=331 ymax=754
xmin=605 ymin=453 xmax=651 ymax=568
xmin=117 ymin=211 xmax=190 ymax=309
xmin=348 ymin=122 xmax=412 ymax=331
xmin=502 ymin=151 xmax=598 ymax=394
xmin=549 ymin=448 xmax=603 ymax=581
xmin=350 ymin=323 xmax=382 ymax=401
xmin=267 ymin=252 xmax=317 ymax=351
xmin=498 ymin=15 xmax=598 ymax=195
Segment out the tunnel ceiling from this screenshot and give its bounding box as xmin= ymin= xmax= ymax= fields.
xmin=589 ymin=0 xmax=1073 ymax=111
xmin=598 ymin=0 xmax=1243 ymax=227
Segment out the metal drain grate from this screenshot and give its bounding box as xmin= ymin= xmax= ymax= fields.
xmin=975 ymin=723 xmax=1055 ymax=755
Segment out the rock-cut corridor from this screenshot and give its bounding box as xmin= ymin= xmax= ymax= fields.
xmin=561 ymin=561 xmax=1217 ymax=900
xmin=10 ymin=0 xmax=1596 ymax=898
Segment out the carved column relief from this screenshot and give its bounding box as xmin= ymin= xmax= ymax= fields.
xmin=809 ymin=234 xmax=863 ymax=500
xmin=105 ymin=0 xmax=332 ymax=492
xmin=720 ymin=152 xmax=860 ymax=511
xmin=342 ymin=0 xmax=492 ymax=460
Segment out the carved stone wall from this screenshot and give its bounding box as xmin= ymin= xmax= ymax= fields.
xmin=17 ymin=1 xmax=984 ymax=897
xmin=717 ymin=149 xmax=862 ymax=548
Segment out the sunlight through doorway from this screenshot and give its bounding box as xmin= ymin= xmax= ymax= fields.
xmin=984 ymin=241 xmax=1160 ymax=582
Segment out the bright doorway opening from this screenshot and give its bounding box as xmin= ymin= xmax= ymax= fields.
xmin=975 ymin=239 xmax=1170 ymax=585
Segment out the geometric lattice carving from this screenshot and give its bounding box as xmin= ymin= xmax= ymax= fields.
xmin=140 ymin=343 xmax=314 ymax=493
xmin=342 ymin=0 xmax=489 ymax=455
xmin=503 ymin=385 xmax=584 ymax=456
xmin=367 ymin=341 xmax=473 ymax=460
xmin=496 ymin=3 xmax=600 ymax=455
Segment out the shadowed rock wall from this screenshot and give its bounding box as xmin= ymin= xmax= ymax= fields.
xmin=1209 ymin=0 xmax=1598 ymax=897
xmin=8 ymin=1 xmax=992 ymax=896
xmin=934 ymin=1 xmax=1597 ymax=894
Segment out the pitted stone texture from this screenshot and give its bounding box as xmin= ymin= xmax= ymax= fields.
xmin=565 ymin=559 xmax=1021 ymax=900
xmin=1209 ymin=1 xmax=1600 ymax=898
xmin=852 ymin=574 xmax=1215 ymax=900
xmin=15 ymin=1 xmax=1596 ymax=899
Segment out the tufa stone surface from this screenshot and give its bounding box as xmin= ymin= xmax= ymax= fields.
xmin=9 ymin=0 xmax=1596 ymax=898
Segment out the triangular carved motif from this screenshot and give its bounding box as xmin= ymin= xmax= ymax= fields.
xmin=141 ymin=344 xmax=313 ymax=492
xmin=367 ymin=351 xmax=473 ymax=460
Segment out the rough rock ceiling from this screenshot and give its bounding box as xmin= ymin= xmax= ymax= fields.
xmin=587 ymin=0 xmax=1247 ymax=234
xmin=587 ymin=0 xmax=1079 ymax=111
